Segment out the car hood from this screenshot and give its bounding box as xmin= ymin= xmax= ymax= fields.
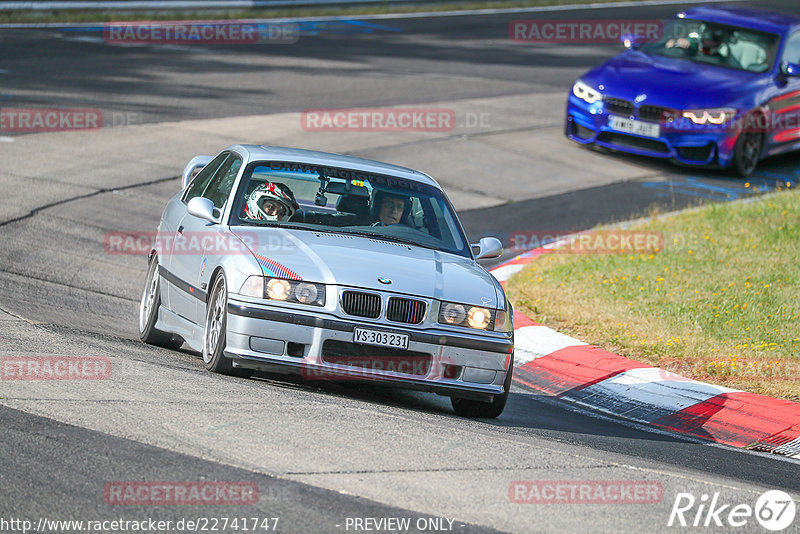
xmin=233 ymin=227 xmax=500 ymax=308
xmin=582 ymin=51 xmax=768 ymax=110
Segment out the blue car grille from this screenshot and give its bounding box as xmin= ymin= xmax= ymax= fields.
xmin=386 ymin=297 xmax=426 ymax=324
xmin=602 ymin=98 xmax=675 ymax=124
xmin=639 ymin=105 xmax=677 ymax=123
xmin=603 ymin=97 xmax=634 ymax=117
xmin=341 ymin=291 xmax=382 ymax=319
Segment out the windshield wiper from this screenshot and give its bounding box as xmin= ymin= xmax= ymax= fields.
xmin=237 ymin=223 xmax=435 ymax=249
xmin=237 ymin=222 xmax=315 ymax=232
xmin=340 ymin=230 xmax=432 ymax=249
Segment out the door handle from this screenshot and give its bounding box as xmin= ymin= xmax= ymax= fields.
xmin=177 ymin=225 xmax=184 ymax=235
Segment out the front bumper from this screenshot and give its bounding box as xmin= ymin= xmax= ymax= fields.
xmin=224 ymin=298 xmax=514 ymax=402
xmin=565 ymin=94 xmax=739 ymax=167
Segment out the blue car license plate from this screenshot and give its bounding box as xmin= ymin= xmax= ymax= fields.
xmin=608 ymin=115 xmax=660 ymax=138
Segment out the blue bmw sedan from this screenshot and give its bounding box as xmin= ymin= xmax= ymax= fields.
xmin=565 ymin=6 xmax=800 ymax=177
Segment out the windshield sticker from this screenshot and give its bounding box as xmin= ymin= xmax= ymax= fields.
xmin=266 ymin=162 xmax=423 ymax=192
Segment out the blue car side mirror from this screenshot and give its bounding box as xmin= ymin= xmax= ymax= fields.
xmin=782 ymin=62 xmax=800 ymax=77
xmin=621 ymin=34 xmax=646 ymax=50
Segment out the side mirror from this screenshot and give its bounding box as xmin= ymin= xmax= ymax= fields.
xmin=181 ymin=155 xmax=214 ymax=189
xmin=187 ymin=197 xmax=220 ymax=224
xmin=782 ymin=62 xmax=800 ymax=77
xmin=472 ymin=237 xmax=503 ymax=260
xmin=621 ymin=33 xmax=646 ymax=50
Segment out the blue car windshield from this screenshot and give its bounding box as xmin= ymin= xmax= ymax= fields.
xmin=640 ymin=19 xmax=780 ymax=73
xmin=230 ymin=161 xmax=471 ymax=258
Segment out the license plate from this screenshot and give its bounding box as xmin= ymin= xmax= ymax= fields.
xmin=353 ymin=327 xmax=409 ymax=350
xmin=608 ymin=116 xmax=660 ymax=138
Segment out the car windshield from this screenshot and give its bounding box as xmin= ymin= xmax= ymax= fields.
xmin=230 ymin=161 xmax=471 ymax=258
xmin=640 ymin=19 xmax=780 ymax=73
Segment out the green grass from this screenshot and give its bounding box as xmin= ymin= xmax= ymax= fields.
xmin=0 ymin=0 xmax=638 ymax=24
xmin=506 ymin=187 xmax=800 ymax=402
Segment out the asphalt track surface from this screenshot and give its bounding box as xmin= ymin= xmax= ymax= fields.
xmin=1 ymin=1 xmax=800 ymax=533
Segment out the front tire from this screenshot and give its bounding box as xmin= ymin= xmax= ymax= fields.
xmin=203 ymin=273 xmax=252 ymax=378
xmin=451 ymin=361 xmax=513 ymax=419
xmin=730 ymin=129 xmax=763 ymax=178
xmin=139 ymin=256 xmax=183 ymax=349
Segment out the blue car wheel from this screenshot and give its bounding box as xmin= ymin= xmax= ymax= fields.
xmin=730 ymin=128 xmax=763 ymax=178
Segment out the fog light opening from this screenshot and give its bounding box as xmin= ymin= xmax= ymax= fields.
xmin=443 ymin=364 xmax=462 ymax=380
xmin=287 ymin=342 xmax=305 ymax=358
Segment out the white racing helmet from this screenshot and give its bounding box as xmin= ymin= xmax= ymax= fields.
xmin=245 ymin=182 xmax=299 ymax=222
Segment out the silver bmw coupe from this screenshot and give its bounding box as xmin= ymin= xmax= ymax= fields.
xmin=138 ymin=145 xmax=514 ymax=417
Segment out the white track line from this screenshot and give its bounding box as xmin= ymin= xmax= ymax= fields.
xmin=513 ymin=325 xmax=587 ymax=365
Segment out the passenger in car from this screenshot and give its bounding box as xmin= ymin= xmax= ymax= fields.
xmin=372 ymin=191 xmax=411 ymax=226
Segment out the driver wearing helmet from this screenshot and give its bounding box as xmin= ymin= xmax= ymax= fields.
xmin=244 ymin=182 xmax=299 ymax=222
xmin=666 ymin=27 xmax=736 ymax=65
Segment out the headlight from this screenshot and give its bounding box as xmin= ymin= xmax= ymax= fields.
xmin=266 ymin=278 xmax=292 ymax=300
xmin=682 ymin=108 xmax=737 ymax=125
xmin=572 ymin=80 xmax=602 ymax=104
xmin=294 ymin=282 xmax=319 ymax=304
xmin=438 ymin=301 xmax=497 ymax=331
xmin=467 ymin=307 xmax=491 ymax=329
xmin=440 ymin=303 xmax=466 ymax=325
xmin=239 ymin=276 xmax=325 ymax=306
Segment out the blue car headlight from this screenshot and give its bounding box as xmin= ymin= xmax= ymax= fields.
xmin=682 ymin=108 xmax=737 ymax=125
xmin=572 ymin=80 xmax=602 ymax=104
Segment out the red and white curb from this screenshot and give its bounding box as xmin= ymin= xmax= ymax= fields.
xmin=489 ymin=250 xmax=800 ymax=459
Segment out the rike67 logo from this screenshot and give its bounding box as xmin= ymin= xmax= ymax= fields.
xmin=668 ymin=490 xmax=796 ymax=531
